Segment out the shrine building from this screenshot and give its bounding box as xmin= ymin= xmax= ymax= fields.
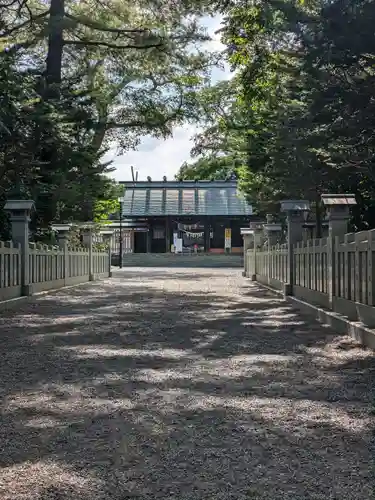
xmin=115 ymin=180 xmax=253 ymax=255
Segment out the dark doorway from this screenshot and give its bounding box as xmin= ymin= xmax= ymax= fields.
xmin=134 ymin=231 xmax=147 ymax=253
xmin=151 ymin=226 xmax=166 ymax=253
xmin=231 ymin=220 xmax=243 ymax=247
xmin=211 ymin=221 xmax=225 ymax=249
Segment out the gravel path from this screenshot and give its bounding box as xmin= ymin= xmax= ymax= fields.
xmin=0 ymin=268 xmax=374 ymax=499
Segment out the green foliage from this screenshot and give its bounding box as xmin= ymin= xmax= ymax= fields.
xmin=181 ymin=0 xmax=375 ymax=227
xmin=176 ymin=156 xmax=237 ymax=181
xmin=0 ymin=0 xmax=217 ymax=231
xmin=92 ymin=179 xmax=123 ymax=222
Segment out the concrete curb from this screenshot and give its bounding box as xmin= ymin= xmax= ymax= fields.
xmin=251 ymin=281 xmax=375 ymax=350
xmin=0 ymin=271 xmax=115 ymax=312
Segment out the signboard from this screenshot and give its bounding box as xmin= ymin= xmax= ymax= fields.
xmin=175 ymin=238 xmax=183 ymax=253
xmin=224 ymin=228 xmax=231 ymax=249
xmin=173 ymin=232 xmax=178 ymax=246
xmin=172 ymin=232 xmax=178 ymax=253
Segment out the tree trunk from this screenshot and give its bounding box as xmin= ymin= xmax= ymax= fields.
xmin=91 ymin=124 xmax=107 ymax=154
xmin=36 ymin=0 xmax=66 ymax=227
xmin=45 ymin=0 xmax=65 ymax=97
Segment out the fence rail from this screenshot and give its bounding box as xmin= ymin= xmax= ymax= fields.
xmin=245 ymin=228 xmax=375 ymax=329
xmin=295 ymin=239 xmax=328 ymax=295
xmin=29 ymin=244 xmax=65 ymax=287
xmin=0 ymin=241 xmax=110 ymax=301
xmin=0 ymin=242 xmax=22 ymax=301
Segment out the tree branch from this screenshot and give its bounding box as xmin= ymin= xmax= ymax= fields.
xmin=105 ymin=94 xmax=184 ymax=131
xmin=64 ymin=13 xmax=150 ymax=37
xmin=63 ymin=39 xmax=164 ymax=50
xmin=0 ymin=10 xmax=49 ymax=37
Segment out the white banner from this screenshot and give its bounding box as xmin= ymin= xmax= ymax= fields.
xmin=177 ymin=222 xmax=202 ymax=231
xmin=175 ymin=238 xmax=183 ymax=253
xmin=185 ymin=231 xmax=204 ymax=238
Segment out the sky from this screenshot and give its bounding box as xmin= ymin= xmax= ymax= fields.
xmin=105 ymin=15 xmax=231 ymax=182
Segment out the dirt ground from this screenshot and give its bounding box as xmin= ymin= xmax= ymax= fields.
xmin=0 ymin=268 xmax=373 ymax=499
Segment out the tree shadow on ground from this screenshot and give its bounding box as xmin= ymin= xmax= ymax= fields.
xmin=0 ymin=271 xmax=373 ymax=499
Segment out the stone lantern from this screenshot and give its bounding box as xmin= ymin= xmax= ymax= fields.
xmin=321 ymin=194 xmax=357 ymax=237
xmin=4 ymin=200 xmax=35 ymax=295
xmin=51 ymin=223 xmax=72 ymax=249
xmin=280 ymin=199 xmax=310 ymax=295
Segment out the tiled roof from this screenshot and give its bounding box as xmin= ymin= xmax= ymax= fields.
xmin=120 ymin=181 xmax=252 ymax=217
xmin=321 ymin=194 xmax=357 ymax=206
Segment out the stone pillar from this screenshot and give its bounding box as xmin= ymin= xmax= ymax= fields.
xmin=251 ymin=225 xmax=264 ymax=281
xmin=281 ymin=200 xmax=310 ymax=296
xmin=250 ymin=223 xmax=265 ymax=281
xmin=82 ymin=227 xmax=94 ymax=280
xmin=101 ymin=230 xmax=113 ymax=278
xmin=52 ymin=224 xmax=72 ymax=284
xmin=321 ymin=194 xmax=357 ymax=307
xmin=52 ymin=224 xmax=71 ymax=249
xmin=4 ymin=200 xmax=34 ymax=296
xmin=302 ymin=222 xmax=315 ymax=242
xmin=241 ymin=229 xmax=254 ymax=277
xmin=264 ymin=222 xmax=282 ymax=248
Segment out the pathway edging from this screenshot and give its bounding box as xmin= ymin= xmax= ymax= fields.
xmin=251 ymin=280 xmax=375 ymax=350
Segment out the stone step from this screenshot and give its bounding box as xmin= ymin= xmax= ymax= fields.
xmin=117 ymin=253 xmax=244 ymax=268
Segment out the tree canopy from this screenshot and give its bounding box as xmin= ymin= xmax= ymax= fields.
xmin=177 ymin=0 xmax=375 ymax=228
xmin=0 ymin=0 xmax=218 ymax=234
xmin=3 ymin=0 xmax=375 ymax=232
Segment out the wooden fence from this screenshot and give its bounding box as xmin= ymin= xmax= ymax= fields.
xmin=0 ymin=242 xmax=22 ymax=301
xmin=245 ymin=229 xmax=375 ymax=329
xmin=247 ymin=243 xmax=289 ymax=291
xmin=0 ymin=241 xmax=110 ymax=302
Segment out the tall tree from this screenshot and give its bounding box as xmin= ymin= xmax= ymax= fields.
xmin=183 ymin=0 xmax=375 ymax=227
xmin=1 ymin=0 xmax=218 ymax=226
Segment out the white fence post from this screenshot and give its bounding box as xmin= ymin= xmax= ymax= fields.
xmin=326 ymin=233 xmax=336 ymax=308
xmin=322 ymin=194 xmax=357 ymax=309
xmin=101 ymin=230 xmax=113 ymax=278
xmin=367 ymin=229 xmax=375 ymax=306
xmin=82 ymin=228 xmax=94 ymax=281
xmin=253 ymin=225 xmax=264 ymax=281
xmin=53 ymin=224 xmax=72 ymax=286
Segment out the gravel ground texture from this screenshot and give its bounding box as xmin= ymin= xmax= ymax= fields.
xmin=0 ymin=267 xmax=374 ymax=500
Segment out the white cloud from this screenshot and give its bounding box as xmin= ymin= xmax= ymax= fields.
xmin=107 ymin=15 xmax=231 ymax=182
xmin=204 ymin=14 xmax=224 ymax=53
xmin=105 ymin=125 xmax=201 ymax=181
